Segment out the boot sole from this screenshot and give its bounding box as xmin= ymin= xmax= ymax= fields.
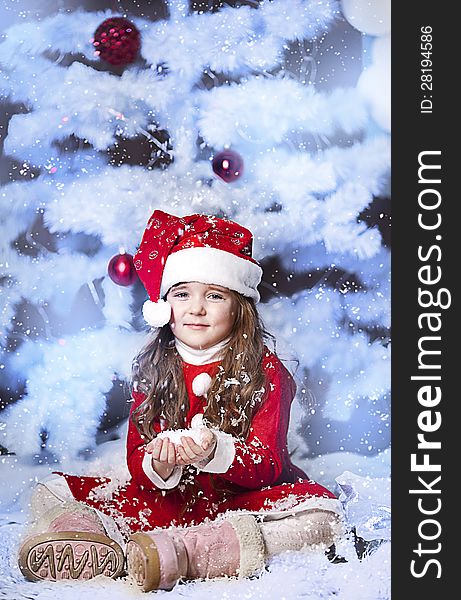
xmin=126 ymin=532 xmax=161 ymax=592
xmin=18 ymin=531 xmax=125 ymax=582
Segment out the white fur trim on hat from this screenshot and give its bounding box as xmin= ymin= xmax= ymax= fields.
xmin=160 ymin=247 xmax=262 ymax=302
xmin=192 ymin=373 xmax=212 ymax=397
xmin=142 ymin=299 xmax=172 ymax=327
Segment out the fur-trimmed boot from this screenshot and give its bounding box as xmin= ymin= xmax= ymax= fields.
xmin=126 ymin=509 xmax=344 ymax=592
xmin=18 ymin=501 xmax=125 ymax=583
xmin=126 ymin=513 xmax=265 ymax=592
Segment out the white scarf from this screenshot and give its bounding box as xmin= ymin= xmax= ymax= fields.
xmin=174 ymin=337 xmax=230 ymax=365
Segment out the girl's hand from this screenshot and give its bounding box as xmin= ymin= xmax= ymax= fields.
xmin=145 ymin=437 xmax=177 ymax=481
xmin=176 ymin=428 xmax=217 ymax=466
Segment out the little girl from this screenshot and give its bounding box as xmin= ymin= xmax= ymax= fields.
xmin=18 ymin=210 xmax=344 ymax=591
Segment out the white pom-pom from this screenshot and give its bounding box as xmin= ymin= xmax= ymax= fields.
xmin=142 ymin=299 xmax=171 ymax=327
xmin=190 ymin=414 xmax=204 ymax=429
xmin=192 ymin=372 xmax=212 ymax=397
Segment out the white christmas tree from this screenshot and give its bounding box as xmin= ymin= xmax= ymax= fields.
xmin=0 ymin=0 xmax=390 ymax=476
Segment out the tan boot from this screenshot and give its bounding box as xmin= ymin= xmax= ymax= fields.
xmin=126 ymin=509 xmax=343 ymax=593
xmin=18 ymin=501 xmax=125 ymax=582
xmin=126 ymin=513 xmax=265 ymax=592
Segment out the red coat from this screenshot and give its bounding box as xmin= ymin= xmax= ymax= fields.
xmin=59 ymin=349 xmax=338 ymax=538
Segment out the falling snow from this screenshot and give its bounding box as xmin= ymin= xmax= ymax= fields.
xmin=0 ymin=429 xmax=391 ymax=599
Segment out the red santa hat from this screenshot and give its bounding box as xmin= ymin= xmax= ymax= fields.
xmin=134 ymin=210 xmax=263 ymax=327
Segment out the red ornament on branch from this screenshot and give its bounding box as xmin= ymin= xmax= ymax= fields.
xmin=212 ymin=150 xmax=244 ymax=183
xmin=92 ymin=17 xmax=141 ymax=66
xmin=108 ymin=252 xmax=138 ymax=286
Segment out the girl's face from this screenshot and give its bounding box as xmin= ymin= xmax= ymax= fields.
xmin=166 ymin=281 xmax=238 ymax=350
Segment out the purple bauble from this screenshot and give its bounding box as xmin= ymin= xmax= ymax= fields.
xmin=108 ymin=253 xmax=138 ymax=286
xmin=212 ymin=150 xmax=244 ymax=183
xmin=92 ymin=17 xmax=141 ymax=66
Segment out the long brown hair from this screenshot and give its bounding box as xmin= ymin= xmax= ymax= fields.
xmin=130 ymin=291 xmax=275 ymax=442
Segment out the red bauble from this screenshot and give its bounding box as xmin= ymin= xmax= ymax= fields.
xmin=212 ymin=150 xmax=244 ymax=183
xmin=92 ymin=17 xmax=141 ymax=66
xmin=108 ymin=253 xmax=138 ymax=286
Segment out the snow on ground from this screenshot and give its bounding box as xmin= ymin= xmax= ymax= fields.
xmin=0 ymin=428 xmax=391 ymax=600
xmin=0 ymin=524 xmax=390 ymax=600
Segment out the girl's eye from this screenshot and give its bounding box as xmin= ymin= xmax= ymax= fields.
xmin=173 ymin=292 xmax=188 ymax=298
xmin=208 ymin=293 xmax=224 ymax=300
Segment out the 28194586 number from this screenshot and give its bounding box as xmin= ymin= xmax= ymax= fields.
xmin=420 ymin=26 xmax=433 ymax=114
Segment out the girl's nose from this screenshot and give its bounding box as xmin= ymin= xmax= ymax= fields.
xmin=188 ymin=297 xmax=206 ymax=314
